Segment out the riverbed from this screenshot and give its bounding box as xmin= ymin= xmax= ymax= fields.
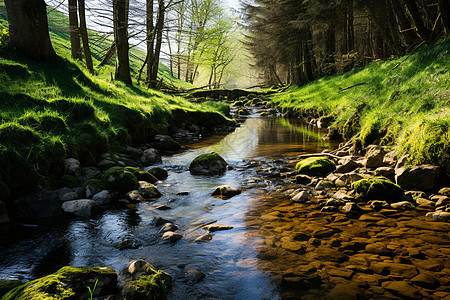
xmin=0 ymin=116 xmax=336 ymax=299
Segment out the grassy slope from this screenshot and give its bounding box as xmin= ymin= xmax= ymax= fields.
xmin=272 ymin=39 xmax=450 ymax=170
xmin=0 ymin=4 xmax=229 ymax=196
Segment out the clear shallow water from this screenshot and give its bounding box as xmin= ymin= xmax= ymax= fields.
xmin=0 ymin=117 xmax=336 ymax=299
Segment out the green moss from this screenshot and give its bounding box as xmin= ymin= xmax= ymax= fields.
xmin=189 ymin=152 xmax=228 ymax=175
xmin=237 ymin=109 xmax=250 ymax=116
xmin=295 ymin=157 xmax=336 ymax=177
xmin=2 ymin=266 xmax=117 ymax=300
xmin=101 ymin=167 xmax=139 ymax=193
xmin=352 ymin=176 xmax=403 ymax=202
xmin=122 ymin=270 xmax=172 ymax=300
xmin=0 ymin=279 xmax=23 ymax=298
xmin=82 ymin=179 xmax=105 ymax=189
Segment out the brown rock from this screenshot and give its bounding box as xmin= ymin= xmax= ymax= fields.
xmin=382 ymin=281 xmax=421 ymax=299
xmin=411 ymin=273 xmax=440 ymax=289
xmin=364 ymin=145 xmax=386 ymax=168
xmin=327 ymin=268 xmax=354 ymax=279
xmin=370 ymin=262 xmax=418 ymax=278
xmin=395 ymin=164 xmax=440 ymax=191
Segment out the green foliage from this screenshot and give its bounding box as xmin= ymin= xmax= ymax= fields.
xmin=352 ymin=177 xmax=403 ymax=202
xmin=295 ymin=156 xmax=336 ymax=177
xmin=0 ymin=28 xmax=8 ymax=48
xmin=271 ymin=38 xmax=450 ymax=169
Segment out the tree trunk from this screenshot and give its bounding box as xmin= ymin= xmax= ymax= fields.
xmin=438 ymin=0 xmax=450 ymax=35
xmin=98 ymin=42 xmax=116 ymax=67
xmin=113 ymin=0 xmax=132 ymax=85
xmin=68 ymin=0 xmax=82 ymax=60
xmin=149 ymin=0 xmax=165 ymax=87
xmin=78 ymin=0 xmax=94 ymax=73
xmin=403 ymin=0 xmax=432 ymax=40
xmin=4 ymin=0 xmax=56 ymax=61
xmin=347 ymin=0 xmax=355 ymax=52
xmin=146 ymin=0 xmax=155 ymax=84
xmin=390 ymin=0 xmax=419 ymax=47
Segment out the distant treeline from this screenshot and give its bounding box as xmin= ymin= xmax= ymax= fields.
xmin=243 ymin=0 xmax=450 ymax=86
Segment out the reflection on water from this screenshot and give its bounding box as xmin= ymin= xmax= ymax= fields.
xmin=0 ymin=118 xmax=337 ymax=299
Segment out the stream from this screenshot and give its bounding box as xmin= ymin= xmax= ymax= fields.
xmin=0 ymin=116 xmax=337 ymax=299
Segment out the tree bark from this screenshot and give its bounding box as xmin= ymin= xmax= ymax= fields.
xmin=146 ymin=0 xmax=155 ymax=83
xmin=438 ymin=0 xmax=450 ymax=35
xmin=403 ymin=0 xmax=432 ymax=40
xmin=68 ymin=0 xmax=82 ymax=60
xmin=4 ymin=0 xmax=56 ymax=61
xmin=78 ymin=0 xmax=94 ymax=73
xmin=113 ymin=0 xmax=132 ymax=85
xmin=149 ymin=0 xmax=165 ymax=87
xmin=390 ymin=0 xmax=419 ymax=47
xmin=98 ymin=42 xmax=116 ymax=67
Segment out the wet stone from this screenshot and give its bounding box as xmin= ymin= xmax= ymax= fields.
xmin=205 ymin=224 xmax=233 ymax=232
xmin=194 ymin=233 xmax=213 ymax=243
xmin=162 ymin=231 xmax=183 ymax=243
xmin=115 ymin=238 xmax=142 ymax=250
xmin=159 ymin=223 xmax=179 ymax=233
xmin=185 ymin=269 xmax=206 ymax=283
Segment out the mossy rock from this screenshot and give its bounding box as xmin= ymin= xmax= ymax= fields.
xmin=122 ymin=270 xmax=172 ymax=300
xmin=56 ymin=175 xmax=79 ymax=189
xmin=237 ymin=109 xmax=250 ymax=116
xmin=352 ymin=176 xmax=403 ymax=202
xmin=101 ymin=167 xmax=139 ymax=193
xmin=296 ymin=157 xmax=336 ymax=177
xmin=0 ymin=280 xmax=23 ymax=298
xmin=82 ymin=179 xmax=105 ymax=189
xmin=2 ymin=266 xmax=118 ymax=300
xmin=189 ymin=152 xmax=228 ymax=175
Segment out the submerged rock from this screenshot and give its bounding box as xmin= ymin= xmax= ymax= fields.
xmin=115 ymin=238 xmax=142 ymax=250
xmin=189 ymin=152 xmax=228 ymax=175
xmin=162 ymin=231 xmax=183 ymax=243
xmin=2 ymin=266 xmax=117 ymax=300
xmin=352 ymin=176 xmax=403 ymax=202
xmin=212 ymin=185 xmax=241 ymax=199
xmin=295 ymin=156 xmax=336 ymax=177
xmin=291 ymin=191 xmax=311 ymax=203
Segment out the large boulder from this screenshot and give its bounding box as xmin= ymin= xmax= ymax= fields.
xmin=2 ymin=266 xmax=117 ymax=300
xmin=61 ymin=199 xmax=100 ymax=218
xmin=147 ymin=167 xmax=169 ymax=181
xmin=140 ymin=149 xmax=162 ymax=166
xmin=101 ymin=167 xmax=139 ymax=194
xmin=154 ymin=135 xmax=181 ymax=151
xmin=189 ymin=152 xmax=228 ymax=175
xmin=296 ymin=156 xmax=336 ymax=177
xmin=352 ymin=176 xmax=403 ymax=202
xmin=395 ymin=164 xmax=440 ymax=191
xmin=122 ymin=260 xmax=172 ymax=300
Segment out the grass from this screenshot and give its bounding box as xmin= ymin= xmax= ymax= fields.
xmin=271 ymin=38 xmax=450 ymax=172
xmin=0 ymin=3 xmax=231 ymax=196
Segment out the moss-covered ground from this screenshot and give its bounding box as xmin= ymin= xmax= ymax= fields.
xmin=271 ymin=39 xmax=449 ymax=172
xmin=0 ymin=3 xmax=230 ymax=196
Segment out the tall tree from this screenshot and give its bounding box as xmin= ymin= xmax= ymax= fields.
xmin=78 ymin=0 xmax=94 ymax=73
xmin=68 ymin=0 xmax=82 ymax=60
xmin=438 ymin=0 xmax=450 ymax=35
xmin=4 ymin=0 xmax=56 ymax=61
xmin=113 ymin=0 xmax=132 ymax=85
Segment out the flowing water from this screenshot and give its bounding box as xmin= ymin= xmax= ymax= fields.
xmin=0 ymin=117 xmax=338 ymax=299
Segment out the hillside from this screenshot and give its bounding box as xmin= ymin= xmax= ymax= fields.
xmin=271 ymin=39 xmax=450 ymax=172
xmin=0 ymin=4 xmax=229 ymax=197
